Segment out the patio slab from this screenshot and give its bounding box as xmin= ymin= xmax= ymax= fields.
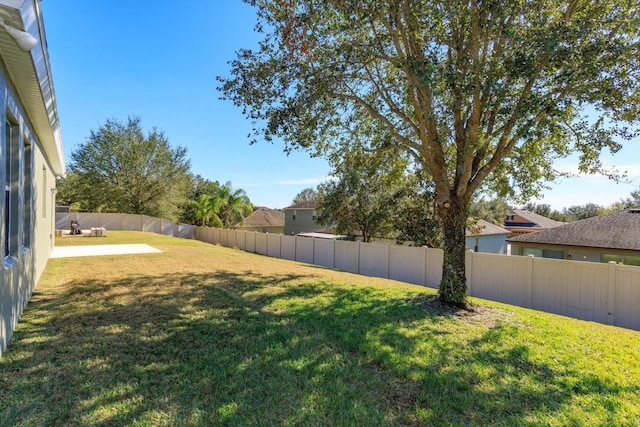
xmin=51 ymin=244 xmax=162 ymax=258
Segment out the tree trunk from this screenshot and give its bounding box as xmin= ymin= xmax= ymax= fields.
xmin=438 ymin=198 xmax=469 ymax=305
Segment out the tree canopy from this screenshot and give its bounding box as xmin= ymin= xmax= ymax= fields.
xmin=220 ymin=0 xmax=640 ymax=304
xmin=292 ymin=187 xmax=318 ymax=205
xmin=317 ymin=145 xmax=408 ymax=242
xmin=59 ymin=117 xmax=192 ymax=220
xmin=217 ymin=181 xmax=253 ymax=228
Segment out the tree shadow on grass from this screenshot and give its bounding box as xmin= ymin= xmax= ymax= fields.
xmin=1 ymin=269 xmax=636 ymax=426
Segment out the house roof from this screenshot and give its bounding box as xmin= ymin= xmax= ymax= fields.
xmin=505 ymin=209 xmax=565 ymax=229
xmin=284 ymin=200 xmax=317 ymax=210
xmin=508 ymin=208 xmax=640 ymax=251
xmin=0 ymin=0 xmax=65 ymax=176
xmin=466 ymin=219 xmax=510 ymax=237
xmin=237 ymin=207 xmax=284 ymax=228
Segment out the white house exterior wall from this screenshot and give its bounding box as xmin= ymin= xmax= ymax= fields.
xmin=0 ymin=0 xmax=63 ymax=356
xmin=0 ymin=60 xmax=57 ymax=356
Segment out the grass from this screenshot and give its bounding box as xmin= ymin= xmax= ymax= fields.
xmin=1 ymin=231 xmax=639 ymax=426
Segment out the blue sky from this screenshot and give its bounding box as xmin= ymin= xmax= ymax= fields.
xmin=42 ymin=0 xmax=639 ymax=210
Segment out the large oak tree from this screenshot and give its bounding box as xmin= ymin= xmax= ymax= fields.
xmin=59 ymin=117 xmax=192 ymax=220
xmin=219 ymin=0 xmax=639 ymax=304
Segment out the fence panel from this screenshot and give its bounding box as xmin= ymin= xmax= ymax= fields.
xmin=227 ymin=230 xmax=237 ymax=248
xmin=178 ymin=224 xmax=195 ymax=239
xmin=123 ymin=214 xmax=143 ymax=231
xmin=236 ymin=230 xmax=247 ymax=250
xmin=295 ymin=237 xmax=314 ymax=264
xmin=267 ymin=234 xmax=281 ymax=258
xmin=255 ymin=233 xmax=268 ymax=255
xmin=198 ymin=227 xmax=213 ymax=244
xmin=468 ymin=252 xmax=530 ymax=307
xmin=219 ymin=229 xmax=228 ymax=247
xmin=77 ymin=213 xmax=101 ymax=228
xmin=531 ymin=258 xmax=572 ymax=317
xmin=100 ymin=213 xmax=123 ymax=230
xmin=56 ymin=213 xmax=73 ymax=230
xmin=211 ymin=228 xmax=220 ymax=245
xmin=142 ymin=216 xmax=162 ymax=234
xmin=564 ymin=262 xmax=609 ymax=323
xmin=281 ymin=235 xmax=296 ymax=260
xmin=314 ymin=239 xmax=335 ymax=268
xmin=245 ymin=232 xmax=256 ymax=252
xmin=614 ymin=266 xmax=640 ymax=330
xmin=424 ymin=248 xmax=443 ymax=288
xmin=359 ymin=243 xmax=389 ymax=279
xmin=335 ymin=240 xmax=359 ymax=273
xmin=389 ymin=246 xmax=425 ymax=286
xmin=161 ymin=221 xmax=178 ymax=237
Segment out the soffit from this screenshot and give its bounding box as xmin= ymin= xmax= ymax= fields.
xmin=0 ymin=1 xmax=64 ymax=176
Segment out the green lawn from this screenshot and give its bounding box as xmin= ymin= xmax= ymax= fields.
xmin=1 ymin=231 xmax=638 ymax=426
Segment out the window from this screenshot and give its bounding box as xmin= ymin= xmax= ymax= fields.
xmin=4 ymin=118 xmax=19 ymax=258
xmin=542 ymin=249 xmax=564 ymax=259
xmin=522 ymin=248 xmax=543 ymax=257
xmin=602 ymin=254 xmax=640 ymax=266
xmin=23 ymin=139 xmax=32 ymax=247
xmin=312 ymin=210 xmax=317 ymax=221
xmin=292 ymin=210 xmax=296 ymax=220
xmin=3 ymin=184 xmax=8 ymax=258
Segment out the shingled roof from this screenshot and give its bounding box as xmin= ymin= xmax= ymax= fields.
xmin=238 ymin=207 xmax=284 ymax=228
xmin=284 ymin=200 xmax=317 ymax=210
xmin=506 ymin=209 xmax=565 ymax=229
xmin=466 ymin=219 xmax=510 ymax=237
xmin=508 ymin=208 xmax=640 ymax=251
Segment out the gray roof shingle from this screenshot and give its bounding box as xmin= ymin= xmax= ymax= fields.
xmin=508 ymin=208 xmax=640 ymax=250
xmin=507 ymin=209 xmax=565 ymax=228
xmin=284 ymin=200 xmax=317 ymax=210
xmin=237 ymin=207 xmax=284 ymax=227
xmin=466 ymin=219 xmax=510 ymax=237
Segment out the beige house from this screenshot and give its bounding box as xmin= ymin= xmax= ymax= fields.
xmin=235 ymin=207 xmax=284 ymax=234
xmin=503 ymin=209 xmax=565 ymax=238
xmin=509 ymin=208 xmax=640 ymax=265
xmin=0 ymin=0 xmax=64 ymax=355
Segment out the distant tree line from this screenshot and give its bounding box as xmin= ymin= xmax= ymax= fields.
xmin=56 ymin=117 xmax=253 ymax=228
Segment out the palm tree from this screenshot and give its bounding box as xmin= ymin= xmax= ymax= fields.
xmin=217 ymin=182 xmax=252 ymax=228
xmin=189 ymin=194 xmax=221 ymax=227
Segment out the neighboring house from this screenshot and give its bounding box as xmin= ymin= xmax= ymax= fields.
xmin=509 ymin=208 xmax=640 ymax=265
xmin=283 ymin=200 xmax=323 ymax=235
xmin=0 ymin=0 xmax=64 ymax=355
xmin=503 ymin=209 xmax=565 ymax=238
xmin=235 ymin=207 xmax=284 ymax=234
xmin=466 ymin=219 xmax=510 ymax=254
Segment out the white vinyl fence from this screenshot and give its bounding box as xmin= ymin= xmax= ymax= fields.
xmin=56 ymin=212 xmax=195 ymax=239
xmin=196 ymin=227 xmax=640 ymax=331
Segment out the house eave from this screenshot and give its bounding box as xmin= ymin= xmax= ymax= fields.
xmin=0 ymin=0 xmax=64 ymax=176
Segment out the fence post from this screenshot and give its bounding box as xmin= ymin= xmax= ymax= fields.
xmin=357 ymin=241 xmax=361 ymax=274
xmin=423 ymin=246 xmax=428 ymax=286
xmin=332 ymin=239 xmax=336 ymax=269
xmin=466 ymin=250 xmax=473 ymax=296
xmin=607 ymin=261 xmax=616 ymax=326
xmin=525 ymin=254 xmax=534 ymax=308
